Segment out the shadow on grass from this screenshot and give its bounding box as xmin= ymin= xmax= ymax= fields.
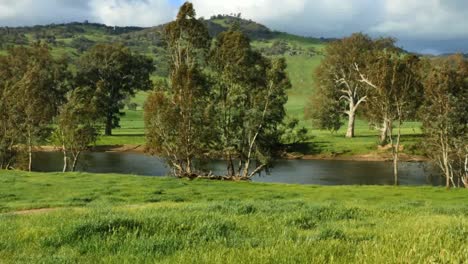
xmin=285 ymin=142 xmax=325 ymax=155
xmin=103 ymin=134 xmax=145 ymax=137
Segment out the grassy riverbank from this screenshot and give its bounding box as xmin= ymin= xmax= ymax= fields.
xmin=1 ymin=171 xmax=467 ymax=263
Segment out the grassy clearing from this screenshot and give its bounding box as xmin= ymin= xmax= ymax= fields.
xmin=0 ymin=171 xmax=467 ymax=263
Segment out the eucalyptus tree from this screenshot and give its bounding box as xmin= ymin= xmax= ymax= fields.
xmin=76 ymin=43 xmax=154 ymax=136
xmin=54 ymin=87 xmax=101 ymax=172
xmin=145 ymin=2 xmax=212 ymax=177
xmin=210 ymin=29 xmax=291 ymax=179
xmin=357 ymin=52 xmax=423 ymax=185
xmin=0 ymin=44 xmax=70 ymax=171
xmin=420 ymin=55 xmax=468 ymax=188
xmin=305 ymin=33 xmax=396 ymax=138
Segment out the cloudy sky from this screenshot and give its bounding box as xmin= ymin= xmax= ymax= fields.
xmin=0 ymin=0 xmax=467 ymax=54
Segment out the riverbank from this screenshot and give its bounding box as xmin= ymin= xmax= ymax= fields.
xmin=0 ymin=171 xmax=466 ymax=263
xmin=39 ymin=144 xmax=428 ymax=162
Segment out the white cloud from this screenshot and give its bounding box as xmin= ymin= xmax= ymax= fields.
xmin=192 ymin=0 xmax=379 ymax=37
xmin=89 ymin=0 xmax=176 ymax=27
xmin=371 ymin=0 xmax=468 ymax=39
xmin=191 ymin=0 xmax=305 ymax=21
xmin=0 ymin=0 xmax=90 ymax=26
xmin=0 ymin=0 xmax=467 ymax=52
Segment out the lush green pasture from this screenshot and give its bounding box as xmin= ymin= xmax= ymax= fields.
xmin=0 ymin=171 xmax=467 ymax=263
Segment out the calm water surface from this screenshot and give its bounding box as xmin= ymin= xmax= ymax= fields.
xmin=32 ymin=152 xmax=443 ymax=186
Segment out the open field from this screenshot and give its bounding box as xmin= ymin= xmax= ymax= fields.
xmin=0 ymin=171 xmax=467 ymax=263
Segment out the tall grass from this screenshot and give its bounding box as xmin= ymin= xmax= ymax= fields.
xmin=0 ymin=171 xmax=467 ymax=263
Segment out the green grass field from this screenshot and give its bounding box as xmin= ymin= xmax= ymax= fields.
xmin=0 ymin=171 xmax=467 ymax=263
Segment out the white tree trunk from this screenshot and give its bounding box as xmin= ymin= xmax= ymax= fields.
xmin=345 ymin=110 xmax=356 ymax=138
xmin=62 ymin=149 xmax=68 ymax=173
xmin=71 ymin=151 xmax=81 ymax=172
xmin=380 ymin=119 xmax=391 ymax=145
xmin=27 ymin=129 xmax=32 ymax=172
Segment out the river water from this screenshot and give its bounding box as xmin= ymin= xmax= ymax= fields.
xmin=32 ymin=152 xmax=443 ymax=186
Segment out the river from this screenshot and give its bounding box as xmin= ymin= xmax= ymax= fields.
xmin=32 ymin=152 xmax=443 ymax=186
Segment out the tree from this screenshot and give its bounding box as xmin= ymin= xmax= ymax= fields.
xmin=306 ymin=34 xmax=399 ymax=139
xmin=420 ymin=55 xmax=468 ymax=188
xmin=0 ymin=44 xmax=70 ymax=171
xmin=54 ymin=87 xmax=100 ymax=172
xmin=280 ymin=118 xmax=309 ymax=146
xmin=210 ymin=28 xmax=291 ymax=179
xmin=76 ymin=43 xmax=154 ymax=136
xmin=358 ymin=52 xmax=423 ymax=185
xmin=145 ymin=2 xmax=212 ymax=177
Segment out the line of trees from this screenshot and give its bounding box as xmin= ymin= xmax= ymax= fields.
xmin=306 ymin=33 xmax=467 ymax=188
xmin=144 ymin=3 xmax=298 ymax=180
xmin=0 ymin=43 xmax=154 ymax=171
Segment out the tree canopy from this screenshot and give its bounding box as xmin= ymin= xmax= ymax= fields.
xmin=76 ymin=43 xmax=154 ymax=136
xmin=0 ymin=43 xmax=70 ymax=170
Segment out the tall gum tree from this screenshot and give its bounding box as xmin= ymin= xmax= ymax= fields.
xmin=420 ymin=55 xmax=468 ymax=188
xmin=54 ymin=87 xmax=100 ymax=172
xmin=145 ymin=2 xmax=212 ymax=177
xmin=306 ymin=33 xmax=394 ymax=138
xmin=210 ymin=28 xmax=291 ymax=179
xmin=0 ymin=44 xmax=70 ymax=171
xmin=357 ymin=52 xmax=423 ymax=185
xmin=76 ymin=43 xmax=154 ymax=136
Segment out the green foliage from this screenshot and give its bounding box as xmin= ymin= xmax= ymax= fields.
xmin=0 ymin=9 xmax=427 ymax=159
xmin=206 ymin=14 xmax=273 ymax=39
xmin=0 ymin=28 xmax=28 ymax=48
xmin=146 ymin=3 xmax=212 ymax=176
xmin=0 ymin=44 xmax=70 ymax=170
xmin=210 ymin=28 xmax=291 ymax=178
xmin=53 ymin=87 xmax=101 ymax=172
xmin=280 ymin=118 xmax=309 ymax=145
xmin=305 ymin=33 xmax=393 ymax=137
xmin=70 ymin=36 xmax=95 ymax=53
xmin=420 ymin=55 xmax=468 ymax=188
xmin=76 ymin=43 xmax=154 ymax=136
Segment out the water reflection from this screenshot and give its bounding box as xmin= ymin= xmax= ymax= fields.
xmin=33 ymin=152 xmax=443 ymax=186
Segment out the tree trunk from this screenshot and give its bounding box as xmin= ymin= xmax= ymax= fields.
xmin=380 ymin=119 xmax=390 ymax=145
xmin=105 ymin=114 xmax=113 ymax=136
xmin=345 ymin=110 xmax=356 ymax=138
xmin=393 ymin=154 xmax=399 ymax=186
xmin=71 ymin=151 xmax=81 ymax=172
xmin=388 ymin=120 xmax=399 ymax=186
xmin=227 ymin=154 xmax=235 ymax=177
xmin=186 ymin=158 xmax=192 ymax=175
xmin=463 ymin=155 xmax=468 ymax=188
xmin=62 ymin=149 xmax=68 ymax=173
xmin=61 ymin=131 xmax=67 ymax=172
xmin=27 ymin=130 xmax=32 ymax=172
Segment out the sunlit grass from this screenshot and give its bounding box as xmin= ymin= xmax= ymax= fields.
xmin=0 ymin=171 xmax=467 ymax=263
